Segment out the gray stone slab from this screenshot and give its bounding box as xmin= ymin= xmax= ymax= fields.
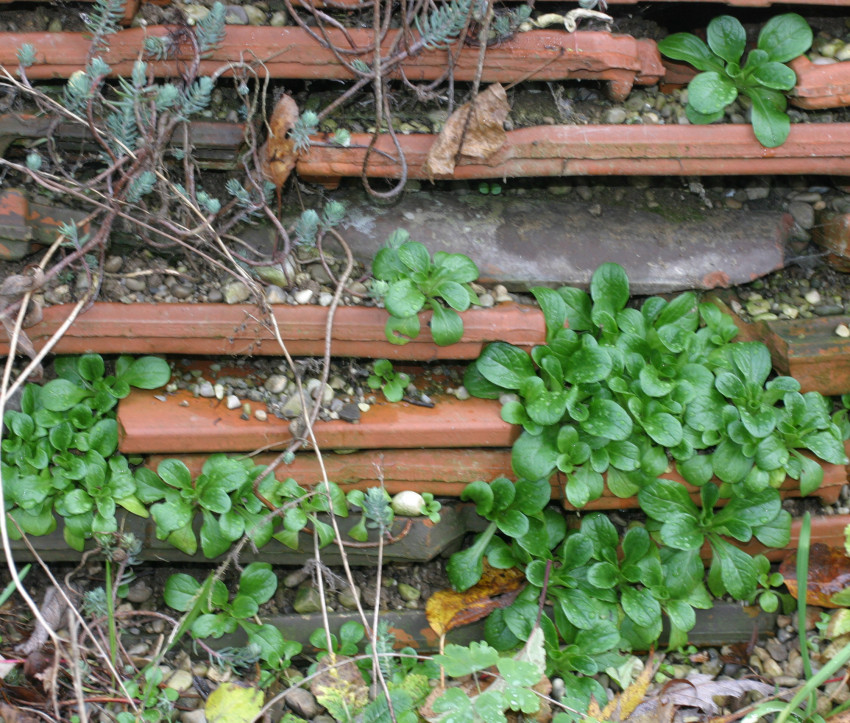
xmin=319 ymin=188 xmax=787 ymax=294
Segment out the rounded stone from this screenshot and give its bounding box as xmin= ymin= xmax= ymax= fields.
xmin=265 ymin=374 xmax=288 ymax=394
xmin=604 ymin=107 xmax=627 ymax=124
xmin=223 ymin=281 xmax=251 ymax=304
xmin=226 ymin=394 xmax=241 ymax=410
xmin=125 ymin=277 xmax=147 ymax=292
xmin=293 ymin=289 xmax=314 ymax=304
xmin=788 ymin=201 xmax=816 ymax=230
xmin=266 ymin=285 xmax=288 ymax=304
xmin=104 ymin=256 xmax=124 ymax=273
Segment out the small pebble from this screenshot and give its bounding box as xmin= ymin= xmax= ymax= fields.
xmin=358 ymin=402 xmax=370 ymax=413
xmin=836 ymin=324 xmax=850 ymax=338
xmin=198 ymin=381 xmax=215 ymax=398
xmin=294 ymin=289 xmax=314 ymax=304
xmin=226 ymin=394 xmax=241 ymax=410
xmin=255 ymin=409 xmax=268 ymax=422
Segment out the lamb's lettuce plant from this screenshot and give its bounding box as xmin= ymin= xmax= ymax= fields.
xmin=136 ymin=456 xmax=349 ymax=557
xmin=2 ymin=354 xmax=170 ymax=549
xmin=371 ymin=230 xmax=480 ymax=346
xmin=164 ymin=563 xmax=301 ymax=671
xmin=658 ymin=14 xmax=813 ymax=147
xmin=465 ymin=263 xmax=846 ymax=513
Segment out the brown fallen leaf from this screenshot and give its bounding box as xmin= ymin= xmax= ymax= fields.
xmin=0 ymin=700 xmax=40 ymax=722
xmin=780 ymin=543 xmax=850 ymax=608
xmin=423 ymin=83 xmax=510 ymax=179
xmin=261 ymin=94 xmax=300 ymax=192
xmin=426 ymin=562 xmax=525 ymax=637
xmin=627 ymin=674 xmax=773 ymax=719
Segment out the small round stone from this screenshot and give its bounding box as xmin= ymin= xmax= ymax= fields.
xmin=255 ymin=409 xmax=268 ymax=422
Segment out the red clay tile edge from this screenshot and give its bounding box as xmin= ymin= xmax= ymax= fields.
xmin=0 ymin=301 xmax=545 ymax=359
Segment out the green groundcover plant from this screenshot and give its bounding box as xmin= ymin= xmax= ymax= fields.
xmin=2 ymin=354 xmax=170 ymax=549
xmin=371 ymin=229 xmax=480 ymax=346
xmin=446 ymin=263 xmax=848 ymax=714
xmin=658 ymin=14 xmax=813 ymax=147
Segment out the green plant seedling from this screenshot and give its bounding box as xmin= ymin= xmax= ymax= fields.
xmin=309 ymin=620 xmax=365 ymax=660
xmin=371 ymin=229 xmax=480 ymax=346
xmin=346 ymin=487 xmax=394 ymax=542
xmin=658 ymin=14 xmax=813 ymax=147
xmin=367 ymin=359 xmax=411 ymax=402
xmin=164 ymin=564 xmax=301 ymax=671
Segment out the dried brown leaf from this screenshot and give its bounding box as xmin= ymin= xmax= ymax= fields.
xmin=261 ymin=95 xmax=300 ymax=191
xmin=423 ymin=84 xmax=510 ymax=179
xmin=780 ymin=543 xmax=850 ymax=608
xmin=627 ymin=674 xmax=774 ymax=719
xmin=426 ymin=562 xmax=525 ymax=636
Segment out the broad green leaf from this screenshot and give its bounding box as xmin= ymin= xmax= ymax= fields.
xmin=590 ymin=263 xmax=629 ymax=311
xmin=435 ymin=280 xmax=471 ymax=312
xmin=372 ymin=246 xmax=407 ymax=281
xmin=581 ymin=399 xmax=632 ymax=441
xmin=41 ymin=379 xmax=87 ymax=411
xmin=163 ymin=573 xmax=202 ymax=611
xmin=463 ymin=361 xmax=505 ymax=399
xmin=688 ymin=71 xmax=738 ymax=115
xmin=747 ymin=86 xmax=790 ymax=148
xmin=622 ymin=587 xmax=661 ymax=629
xmin=435 ymin=253 xmax=479 ymax=284
xmin=706 ymin=15 xmax=746 ymax=64
xmin=385 ymin=314 xmax=420 ymax=345
xmin=477 ymin=342 xmax=535 ymax=389
xmin=116 ymin=355 xmax=171 ymax=390
xmin=512 ymin=428 xmax=558 ymax=481
xmin=158 ymin=458 xmax=193 ymax=490
xmin=77 ymin=354 xmax=105 ymax=382
xmin=643 ymin=412 xmax=683 ymax=447
xmin=711 ymin=537 xmax=758 ymax=599
xmin=461 ymin=479 xmax=495 ymax=516
xmin=566 ymin=466 xmax=603 ymax=508
xmin=385 ymin=279 xmax=426 ymax=318
xmin=752 ymin=61 xmax=797 ymax=90
xmin=639 ymin=478 xmax=699 ymax=521
xmin=757 ymin=13 xmax=812 ymax=63
xmin=230 ymin=594 xmax=259 ymax=619
xmin=531 ymin=287 xmax=567 ymax=341
xmin=88 ymin=419 xmax=119 ymax=457
xmin=557 ymin=287 xmax=593 ymax=331
xmin=657 ymin=33 xmax=726 ymax=72
xmin=397 ymin=241 xmax=430 ymax=274
xmin=429 ymin=303 xmax=464 ymax=346
xmin=661 ymin=516 xmax=704 ymax=550
xmin=712 ymin=439 xmax=753 ymax=483
xmin=804 ymin=431 xmax=849 ymax=465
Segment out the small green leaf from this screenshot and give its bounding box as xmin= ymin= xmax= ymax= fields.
xmin=116 ymin=356 xmax=171 ymax=390
xmin=706 ymin=15 xmax=746 ymax=65
xmin=41 ymin=379 xmax=87 ymax=412
xmin=429 ymin=303 xmax=464 ymax=346
xmin=385 ymin=279 xmax=426 ymax=319
xmin=164 ymin=573 xmax=202 ymax=611
xmin=477 ymin=342 xmax=535 ymax=390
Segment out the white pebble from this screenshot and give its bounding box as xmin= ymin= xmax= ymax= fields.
xmin=214 ymin=383 xmax=225 ymax=400
xmin=804 ymin=289 xmax=822 ymax=305
xmin=319 ymin=292 xmax=334 ymax=307
xmin=294 ymin=289 xmax=314 ymax=304
xmin=226 ymin=394 xmax=241 ymax=410
xmin=358 ymin=402 xmax=371 ymax=413
xmin=835 ymin=324 xmax=850 ymax=338
xmin=454 ymin=386 xmax=470 ymax=400
xmin=255 ymin=409 xmax=268 ymax=422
